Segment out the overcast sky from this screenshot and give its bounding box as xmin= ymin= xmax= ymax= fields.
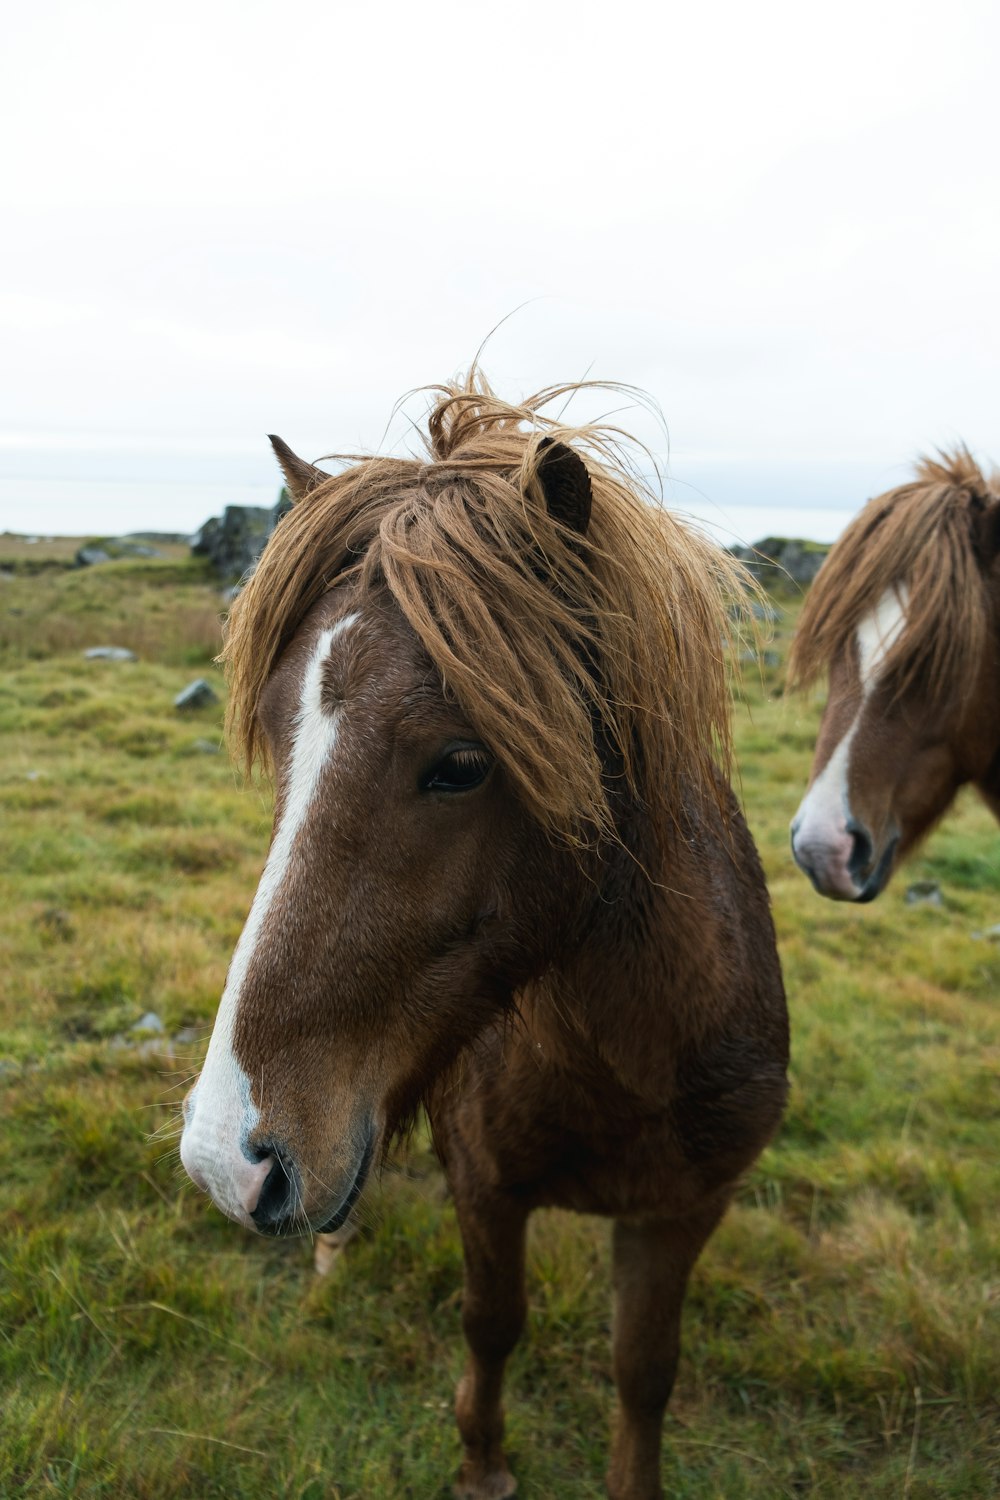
xmin=2 ymin=0 xmax=998 ymax=538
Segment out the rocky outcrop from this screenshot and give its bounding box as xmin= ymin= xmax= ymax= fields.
xmin=192 ymin=490 xmax=291 ymax=582
xmin=730 ymin=536 xmax=830 ymax=591
xmin=75 ymin=538 xmax=164 ymax=567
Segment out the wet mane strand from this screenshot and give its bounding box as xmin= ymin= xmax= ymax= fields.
xmin=787 ymin=446 xmax=1000 ymax=709
xmin=222 ymin=375 xmax=756 ymax=848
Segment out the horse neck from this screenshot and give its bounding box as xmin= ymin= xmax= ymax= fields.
xmin=530 ymin=792 xmax=736 ymax=1102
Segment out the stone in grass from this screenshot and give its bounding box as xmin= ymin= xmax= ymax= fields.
xmin=109 ymin=1012 xmax=172 ymax=1060
xmin=84 ymin=646 xmax=137 ymax=662
xmin=174 ymin=678 xmax=219 ymax=710
xmin=904 ymin=880 xmax=944 ymax=907
xmin=131 ymin=1012 xmax=165 ymax=1035
xmin=971 ymin=922 xmax=1000 ymax=942
xmin=191 ymin=737 xmax=221 ymax=754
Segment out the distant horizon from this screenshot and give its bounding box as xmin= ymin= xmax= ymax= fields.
xmin=0 ymin=441 xmax=916 ymax=549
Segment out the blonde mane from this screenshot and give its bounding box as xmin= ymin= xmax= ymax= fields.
xmin=788 ymin=447 xmax=1000 ymax=709
xmin=222 ymin=374 xmax=754 ymax=847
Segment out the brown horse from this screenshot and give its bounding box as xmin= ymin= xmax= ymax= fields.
xmin=789 ymin=448 xmax=1000 ymax=901
xmin=180 ymin=377 xmax=788 ymax=1500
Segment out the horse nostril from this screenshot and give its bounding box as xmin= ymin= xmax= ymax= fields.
xmin=251 ymin=1153 xmax=297 ymax=1232
xmin=846 ymin=820 xmax=873 ymax=880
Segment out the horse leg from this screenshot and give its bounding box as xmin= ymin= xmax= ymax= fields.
xmin=312 ymin=1219 xmax=358 ymax=1275
xmin=607 ymin=1198 xmax=727 ymax=1500
xmin=452 ymin=1188 xmax=529 ymax=1500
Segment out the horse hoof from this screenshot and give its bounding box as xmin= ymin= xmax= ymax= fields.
xmin=453 ymin=1461 xmax=517 ymax=1499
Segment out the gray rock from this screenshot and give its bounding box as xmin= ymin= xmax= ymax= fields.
xmin=173 ymin=1027 xmax=202 ymax=1045
xmin=76 ymin=538 xmax=163 ymax=567
xmin=174 ymin=678 xmax=220 ymax=710
xmin=192 ymin=505 xmax=274 ymax=582
xmin=971 ymin=922 xmax=1000 ymax=942
xmin=131 ymin=1012 xmax=165 ymax=1034
xmin=904 ymin=881 xmax=943 ymax=907
xmin=191 ymin=737 xmax=221 ymax=754
xmin=730 ymin=537 xmax=831 ymax=590
xmin=192 ymin=487 xmax=295 ymax=581
xmin=84 ymin=646 xmax=137 ymax=662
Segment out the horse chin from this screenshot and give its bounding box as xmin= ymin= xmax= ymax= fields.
xmin=855 ymin=835 xmax=900 ymax=903
xmin=315 ymin=1125 xmax=377 ymax=1234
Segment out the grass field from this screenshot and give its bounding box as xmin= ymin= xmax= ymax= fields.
xmin=1 ymin=547 xmax=997 ymax=1499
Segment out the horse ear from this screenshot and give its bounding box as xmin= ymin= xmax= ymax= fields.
xmin=971 ymin=498 xmax=1000 ymax=569
xmin=535 ymin=437 xmax=593 ymax=536
xmin=268 ymin=435 xmax=330 ymax=503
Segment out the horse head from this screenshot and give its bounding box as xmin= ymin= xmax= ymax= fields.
xmin=789 ymin=451 xmax=1000 ymax=901
xmin=180 ymin=428 xmax=600 ymax=1234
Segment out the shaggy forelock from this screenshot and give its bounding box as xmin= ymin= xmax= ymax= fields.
xmin=221 ymin=374 xmax=756 ymax=848
xmin=788 ymin=446 xmax=1000 ymax=712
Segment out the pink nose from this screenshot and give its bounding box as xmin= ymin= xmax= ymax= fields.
xmin=239 ymin=1156 xmax=275 ymax=1215
xmin=790 ymin=819 xmax=860 ymax=900
xmin=179 ymin=1127 xmax=276 ymax=1217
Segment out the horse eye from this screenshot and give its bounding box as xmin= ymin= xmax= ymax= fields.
xmin=422 ymin=745 xmax=494 ymax=793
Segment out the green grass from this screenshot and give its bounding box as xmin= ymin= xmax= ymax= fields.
xmin=1 ymin=555 xmax=997 ymax=1497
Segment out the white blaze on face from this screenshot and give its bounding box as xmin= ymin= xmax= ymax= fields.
xmin=790 ymin=587 xmax=908 ymax=897
xmin=180 ymin=614 xmax=357 ymax=1223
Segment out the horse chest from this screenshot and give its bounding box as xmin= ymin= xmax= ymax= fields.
xmin=437 ymin=1039 xmax=696 ymax=1217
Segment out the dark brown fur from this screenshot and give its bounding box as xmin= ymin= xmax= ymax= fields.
xmin=198 ymin=378 xmax=788 ymax=1499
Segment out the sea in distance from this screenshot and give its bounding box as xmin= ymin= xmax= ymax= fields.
xmin=0 ymin=441 xmax=901 ymax=549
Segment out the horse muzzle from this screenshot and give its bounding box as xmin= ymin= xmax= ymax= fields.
xmin=181 ymin=1080 xmax=376 ymax=1235
xmin=790 ymin=814 xmax=899 ymax=902
xmin=248 ymin=1123 xmax=376 ymax=1237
